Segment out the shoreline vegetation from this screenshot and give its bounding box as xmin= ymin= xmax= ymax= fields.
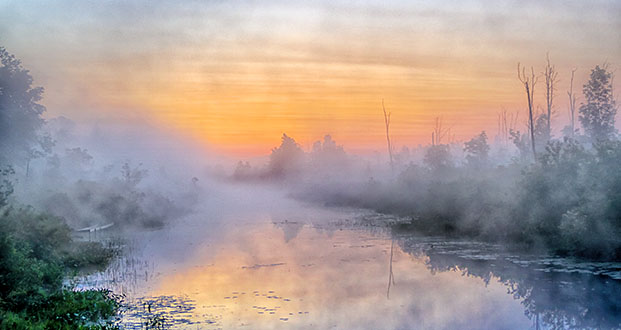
xmin=293 ymin=138 xmax=621 ymax=260
xmin=0 ymin=47 xmax=195 ymax=328
xmin=0 ymin=198 xmax=123 ymax=328
xmin=238 ymin=133 xmax=621 ymax=260
xmin=0 ymin=47 xmax=120 ymax=329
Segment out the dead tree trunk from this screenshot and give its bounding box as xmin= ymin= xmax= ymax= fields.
xmin=567 ymin=68 xmax=577 ymax=138
xmin=432 ymin=116 xmax=449 ymax=145
xmin=518 ymin=63 xmax=538 ymax=160
xmin=543 ymin=54 xmax=558 ymax=140
xmin=498 ymin=108 xmax=510 ymax=146
xmin=382 ymin=100 xmax=394 ymax=171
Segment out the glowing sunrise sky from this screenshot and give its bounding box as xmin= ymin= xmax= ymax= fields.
xmin=1 ymin=0 xmax=619 ymax=156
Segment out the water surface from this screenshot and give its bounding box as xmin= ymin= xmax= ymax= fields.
xmin=78 ymin=194 xmax=621 ymax=329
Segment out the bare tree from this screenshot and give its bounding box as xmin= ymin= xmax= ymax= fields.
xmin=543 ymin=53 xmax=559 ymax=139
xmin=518 ymin=63 xmax=538 ymax=159
xmin=497 ymin=108 xmax=509 ymax=145
xmin=498 ymin=109 xmax=520 ymax=146
xmin=431 ymin=116 xmax=450 ymax=145
xmin=382 ymin=99 xmax=394 ymax=171
xmin=567 ymin=68 xmax=577 ymax=138
xmin=510 ymin=110 xmax=520 ymax=133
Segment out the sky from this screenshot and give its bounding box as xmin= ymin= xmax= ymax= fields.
xmin=1 ymin=0 xmax=620 ymax=156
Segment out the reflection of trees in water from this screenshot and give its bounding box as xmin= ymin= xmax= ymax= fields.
xmin=394 ymin=234 xmax=621 ymax=329
xmin=272 ymin=212 xmax=399 ymax=242
xmin=387 ymin=239 xmax=395 ymax=299
xmin=272 ymin=220 xmax=304 ymax=242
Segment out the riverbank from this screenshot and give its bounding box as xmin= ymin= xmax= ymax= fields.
xmin=0 ymin=206 xmax=122 ymax=329
xmin=291 ymin=139 xmax=621 ymax=261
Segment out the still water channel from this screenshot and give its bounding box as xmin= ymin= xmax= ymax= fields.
xmin=77 ymin=190 xmax=621 ymax=329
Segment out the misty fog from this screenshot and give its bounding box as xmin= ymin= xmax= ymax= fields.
xmin=1 ymin=1 xmax=621 ymax=328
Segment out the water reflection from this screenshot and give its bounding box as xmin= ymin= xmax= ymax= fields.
xmin=393 ymin=233 xmax=621 ymax=329
xmin=79 ymin=205 xmax=620 ymax=329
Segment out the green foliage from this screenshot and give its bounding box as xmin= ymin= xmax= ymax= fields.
xmin=0 ymin=232 xmax=57 ymax=320
xmin=0 ymin=167 xmax=14 ymax=209
xmin=0 ymin=289 xmax=121 ymax=329
xmin=513 ymin=138 xmax=621 ymax=258
xmin=0 ymin=205 xmax=121 ymax=328
xmin=63 ymin=241 xmax=120 ymax=270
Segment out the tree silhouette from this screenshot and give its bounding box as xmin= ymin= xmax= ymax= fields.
xmin=579 ymin=65 xmax=616 ymax=141
xmin=268 ymin=133 xmax=304 ymax=178
xmin=310 ymin=135 xmax=348 ymax=170
xmin=464 ymin=131 xmax=490 ymax=168
xmin=543 ymin=54 xmax=558 ymax=140
xmin=518 ymin=63 xmax=538 ymax=159
xmin=423 ymin=144 xmax=452 ymax=172
xmin=0 ymin=47 xmax=47 ymax=166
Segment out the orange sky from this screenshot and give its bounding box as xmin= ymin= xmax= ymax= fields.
xmin=1 ymin=1 xmax=620 ymax=157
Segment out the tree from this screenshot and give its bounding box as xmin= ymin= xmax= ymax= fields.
xmin=423 ymin=144 xmax=452 ymax=172
xmin=543 ymin=54 xmax=558 ymax=140
xmin=566 ymin=68 xmax=578 ymax=138
xmin=25 ymin=133 xmax=54 ymax=177
xmin=310 ymin=135 xmax=348 ymax=170
xmin=518 ymin=63 xmax=538 ymax=159
xmin=62 ymin=147 xmax=93 ymax=176
xmin=121 ymin=162 xmax=148 ymax=187
xmin=0 ymin=166 xmax=14 ymax=209
xmin=510 ymin=129 xmax=530 ymax=161
xmin=464 ymin=131 xmax=490 ymax=168
xmin=534 ymin=113 xmax=550 ymax=151
xmin=232 ymin=161 xmax=252 ymax=180
xmin=431 ymin=116 xmax=450 ymax=145
xmin=382 ymin=100 xmax=394 ymax=171
xmin=0 ymin=47 xmax=47 ymax=166
xmin=268 ymin=133 xmax=304 ymax=178
xmin=579 ymin=65 xmax=617 ymax=141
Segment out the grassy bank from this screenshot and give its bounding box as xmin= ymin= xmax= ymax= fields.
xmin=0 ymin=201 xmax=122 ymax=329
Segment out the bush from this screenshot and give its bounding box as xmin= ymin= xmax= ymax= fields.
xmin=0 ymin=206 xmax=121 ymax=328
